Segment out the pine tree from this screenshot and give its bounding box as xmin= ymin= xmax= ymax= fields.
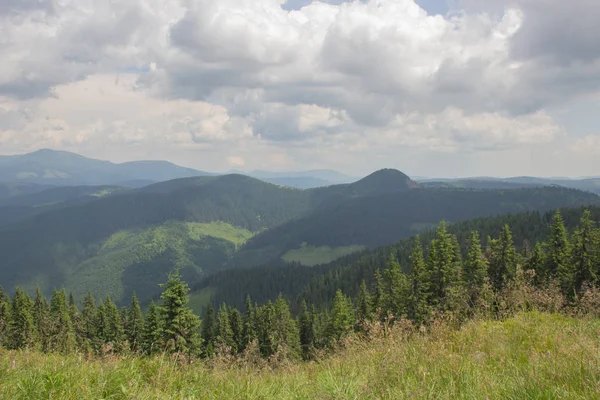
xmin=355 ymin=280 xmax=372 ymax=329
xmin=127 ymin=294 xmax=144 ymax=353
xmin=10 ymin=287 xmax=36 ymax=350
xmin=159 ymin=271 xmax=201 ymax=355
xmin=463 ymin=231 xmax=488 ymax=306
xmin=48 ymin=289 xmax=75 ymax=353
xmin=571 ymin=210 xmax=598 ymax=292
xmin=201 ymin=303 xmax=216 ymax=357
xmin=372 ymin=268 xmax=385 ymax=322
xmin=330 ymin=290 xmax=355 ymax=342
xmin=33 ymin=287 xmax=50 ymax=352
xmin=408 ymin=236 xmax=431 ymax=324
xmin=488 ymin=225 xmax=518 ymax=290
xmin=428 ymin=221 xmax=462 ymax=309
xmin=68 ymin=292 xmax=84 ymax=351
xmin=546 ymin=210 xmax=572 ymax=290
xmin=142 ymin=301 xmax=163 ymax=355
xmin=298 ymin=300 xmax=315 ymax=359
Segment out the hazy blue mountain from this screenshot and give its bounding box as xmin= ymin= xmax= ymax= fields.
xmin=248 ymin=169 xmax=358 ymax=184
xmin=419 ymin=177 xmax=600 ymax=194
xmin=0 ymin=149 xmax=213 ymax=185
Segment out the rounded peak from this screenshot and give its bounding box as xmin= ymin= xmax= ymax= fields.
xmin=351 ymin=169 xmax=418 ymax=194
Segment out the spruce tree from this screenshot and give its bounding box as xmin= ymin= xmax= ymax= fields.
xmin=408 ymin=236 xmax=431 ymax=324
xmin=48 ymin=289 xmax=75 ymax=353
xmin=127 ymin=294 xmax=144 ymax=353
xmin=229 ymin=307 xmax=243 ymax=354
xmin=546 ymin=210 xmax=572 ymax=289
xmin=571 ymin=210 xmax=598 ymax=291
xmin=298 ymin=300 xmax=315 ymax=359
xmin=463 ymin=231 xmax=488 ymax=306
xmin=428 ymin=222 xmax=462 ymax=311
xmin=0 ymin=287 xmax=11 ymax=348
xmin=201 ymin=303 xmax=216 ymax=357
xmin=384 ymin=254 xmax=409 ymax=321
xmin=330 ymin=290 xmax=355 ymax=342
xmin=242 ymin=296 xmax=257 ymax=350
xmin=372 ymin=268 xmax=385 ymax=322
xmin=355 ymin=280 xmax=372 ymax=329
xmin=488 ymin=225 xmax=518 ymax=290
xmin=68 ymin=292 xmax=84 ymax=351
xmin=81 ymin=292 xmax=98 ymax=353
xmin=526 ymin=242 xmax=546 ymax=284
xmin=33 ymin=287 xmax=50 ymax=352
xmin=272 ymin=295 xmax=301 ymax=359
xmin=215 ymin=304 xmax=234 ymax=353
xmin=142 ymin=301 xmax=163 ymax=355
xmin=10 ymin=288 xmax=36 ymax=350
xmin=102 ymin=295 xmax=125 ymax=352
xmin=159 ymin=271 xmax=200 ymax=355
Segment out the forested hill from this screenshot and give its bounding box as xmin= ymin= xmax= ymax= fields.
xmin=233 ymin=186 xmax=600 ymax=268
xmin=188 ymin=205 xmax=600 ymax=312
xmin=0 ymin=169 xmax=417 ymax=305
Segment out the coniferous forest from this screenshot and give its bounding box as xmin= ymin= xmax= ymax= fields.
xmin=2 ymin=209 xmax=599 ymax=365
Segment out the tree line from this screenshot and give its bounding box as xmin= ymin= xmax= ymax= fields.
xmin=1 ymin=209 xmax=599 ymax=361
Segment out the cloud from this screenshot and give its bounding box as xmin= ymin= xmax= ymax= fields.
xmin=0 ymin=0 xmax=599 ymax=176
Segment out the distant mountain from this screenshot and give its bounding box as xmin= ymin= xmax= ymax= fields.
xmin=420 ymin=177 xmax=600 ymax=194
xmin=260 ymin=177 xmax=333 ymax=189
xmin=249 ymin=169 xmax=357 ymax=183
xmin=0 ymin=169 xmax=411 ymax=305
xmin=0 ymin=149 xmax=213 ymax=185
xmin=0 ymin=182 xmax=54 ymax=200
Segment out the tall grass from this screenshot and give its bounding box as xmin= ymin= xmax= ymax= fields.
xmin=1 ymin=312 xmax=599 ymax=399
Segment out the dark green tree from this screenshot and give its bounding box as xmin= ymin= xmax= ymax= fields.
xmin=33 ymin=287 xmax=50 ymax=352
xmin=546 ymin=210 xmax=572 ymax=289
xmin=49 ymin=289 xmax=75 ymax=353
xmin=408 ymin=236 xmax=431 ymax=324
xmin=526 ymin=242 xmax=546 ymax=284
xmin=355 ymin=280 xmax=372 ymax=330
xmin=229 ymin=307 xmax=243 ymax=354
xmin=215 ymin=304 xmax=234 ymax=353
xmin=242 ymin=296 xmax=257 ymax=350
xmin=428 ymin=221 xmax=462 ymax=310
xmin=10 ymin=288 xmax=36 ymax=350
xmin=298 ymin=300 xmax=315 ymax=359
xmin=201 ymin=303 xmax=216 ymax=357
xmin=142 ymin=301 xmax=163 ymax=355
xmin=81 ymin=292 xmax=98 ymax=353
xmin=488 ymin=225 xmax=518 ymax=289
xmin=101 ymin=295 xmax=125 ymax=352
xmin=159 ymin=271 xmax=201 ymax=355
xmin=329 ymin=289 xmax=355 ymax=343
xmin=127 ymin=294 xmax=144 ymax=353
xmin=384 ymin=254 xmax=409 ymax=321
xmin=571 ymin=210 xmax=598 ymax=292
xmin=272 ymin=295 xmax=301 ymax=359
xmin=0 ymin=287 xmax=11 ymax=348
xmin=463 ymin=231 xmax=488 ymax=306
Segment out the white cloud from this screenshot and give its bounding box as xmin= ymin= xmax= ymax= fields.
xmin=0 ymin=0 xmax=599 ymax=176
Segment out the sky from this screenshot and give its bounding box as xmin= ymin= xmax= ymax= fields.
xmin=0 ymin=0 xmax=599 ymax=178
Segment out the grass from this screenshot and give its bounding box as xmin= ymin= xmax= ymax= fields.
xmin=188 ymin=287 xmax=216 ymax=315
xmin=2 ymin=312 xmax=598 ymax=399
xmin=282 ymin=244 xmax=366 ymax=266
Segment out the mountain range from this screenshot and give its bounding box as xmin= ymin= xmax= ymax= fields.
xmin=0 ymin=149 xmax=599 ymax=312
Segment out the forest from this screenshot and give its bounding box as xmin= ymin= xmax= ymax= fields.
xmin=2 ymin=208 xmax=599 ymax=363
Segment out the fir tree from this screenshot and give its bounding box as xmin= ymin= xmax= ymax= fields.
xmin=49 ymin=289 xmax=75 ymax=353
xmin=33 ymin=287 xmax=50 ymax=352
xmin=0 ymin=287 xmax=11 ymax=348
xmin=215 ymin=304 xmax=234 ymax=353
xmin=571 ymin=210 xmax=598 ymax=292
xmin=229 ymin=307 xmax=243 ymax=354
xmin=355 ymin=280 xmax=372 ymax=329
xmin=81 ymin=293 xmax=98 ymax=353
xmin=372 ymin=268 xmax=385 ymax=322
xmin=546 ymin=210 xmax=572 ymax=290
xmin=142 ymin=301 xmax=163 ymax=355
xmin=330 ymin=290 xmax=355 ymax=342
xmin=127 ymin=294 xmax=144 ymax=353
xmin=463 ymin=231 xmax=488 ymax=306
xmin=10 ymin=287 xmax=36 ymax=350
xmin=384 ymin=254 xmax=409 ymax=321
xmin=428 ymin=221 xmax=462 ymax=309
xmin=488 ymin=225 xmax=518 ymax=290
xmin=102 ymin=295 xmax=125 ymax=352
xmin=298 ymin=300 xmax=315 ymax=359
xmin=408 ymin=236 xmax=431 ymax=324
xmin=201 ymin=303 xmax=216 ymax=357
xmin=272 ymin=295 xmax=301 ymax=359
xmin=526 ymin=242 xmax=546 ymax=284
xmin=159 ymin=271 xmax=201 ymax=355
xmin=241 ymin=296 xmax=257 ymax=350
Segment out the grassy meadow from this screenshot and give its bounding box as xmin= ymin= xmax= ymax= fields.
xmin=1 ymin=312 xmax=598 ymax=399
